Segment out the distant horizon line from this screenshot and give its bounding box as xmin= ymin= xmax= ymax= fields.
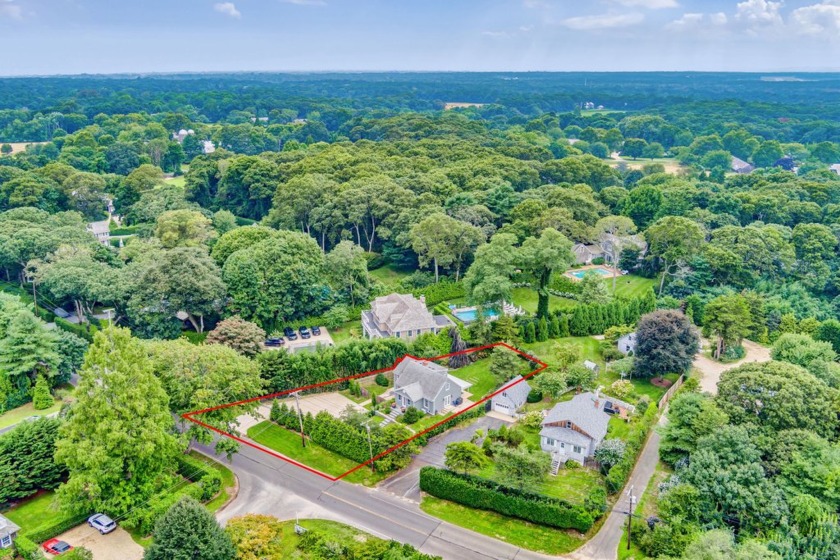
xmin=2 ymin=68 xmax=840 ymax=79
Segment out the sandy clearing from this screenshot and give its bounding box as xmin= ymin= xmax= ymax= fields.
xmin=693 ymin=339 xmax=771 ymax=395
xmin=56 ymin=524 xmax=143 ymax=560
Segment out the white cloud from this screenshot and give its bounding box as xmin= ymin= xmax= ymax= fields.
xmin=710 ymin=12 xmax=728 ymax=26
xmin=560 ymin=12 xmax=644 ymax=30
xmin=666 ymin=11 xmax=727 ymax=31
xmin=0 ymin=0 xmax=23 ymax=20
xmin=482 ymin=30 xmax=510 ymax=38
xmin=213 ymin=2 xmax=241 ymax=18
xmin=613 ymin=0 xmax=678 ymax=9
xmin=790 ymin=1 xmax=840 ymax=36
xmin=735 ymin=0 xmax=783 ymax=27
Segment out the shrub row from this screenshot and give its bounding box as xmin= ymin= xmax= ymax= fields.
xmin=414 ymin=407 xmax=485 ymax=445
xmin=27 ymin=512 xmax=91 ymax=544
xmin=605 ymin=403 xmax=659 ymax=494
xmin=419 ymin=467 xmax=595 ymax=531
xmin=54 ymin=317 xmax=98 ymax=342
xmin=413 ymin=280 xmax=465 ymax=307
xmin=272 ymin=404 xmax=371 ymax=464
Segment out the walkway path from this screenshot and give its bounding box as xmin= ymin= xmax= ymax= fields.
xmin=693 ymin=339 xmax=771 ymax=395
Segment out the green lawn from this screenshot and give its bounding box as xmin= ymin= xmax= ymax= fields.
xmin=511 ymin=287 xmax=577 ymax=314
xmin=449 ymin=357 xmax=497 ymax=400
xmin=328 ymin=320 xmax=362 ymax=345
xmin=421 ymin=496 xmax=586 ymax=555
xmin=271 ymin=519 xmax=391 ymax=557
xmin=522 ymin=336 xmax=675 ymax=404
xmin=247 ymin=421 xmax=387 ymax=486
xmin=607 ymin=416 xmax=631 ymax=439
xmin=1 ymin=491 xmax=74 ymax=537
xmin=368 ymin=265 xmax=411 ymax=290
xmin=0 ymin=400 xmax=64 ymax=429
xmin=163 ymin=176 xmax=186 ymax=187
xmin=612 ymin=275 xmax=656 ymax=299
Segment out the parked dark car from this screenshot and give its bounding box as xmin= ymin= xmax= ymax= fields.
xmin=265 ymin=337 xmax=284 ymax=347
xmin=42 ymin=539 xmax=73 ymax=555
xmin=311 ymin=326 xmax=322 ymax=336
xmin=284 ymin=327 xmax=298 ymax=341
xmin=88 ymin=513 xmax=117 ymax=534
xmin=299 ymin=326 xmax=311 ymax=339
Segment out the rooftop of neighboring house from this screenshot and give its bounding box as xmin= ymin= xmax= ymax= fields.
xmin=368 ymin=293 xmax=438 ymax=333
xmin=493 ymin=375 xmax=531 ymax=407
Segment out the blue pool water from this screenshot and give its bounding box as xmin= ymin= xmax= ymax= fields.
xmin=570 ymin=267 xmax=612 ymax=279
xmin=453 ymin=308 xmax=500 ymax=323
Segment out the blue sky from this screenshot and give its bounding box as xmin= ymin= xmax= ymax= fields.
xmin=1 ymin=0 xmax=839 ymax=75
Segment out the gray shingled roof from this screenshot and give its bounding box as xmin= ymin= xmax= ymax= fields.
xmin=0 ymin=513 xmax=20 ymax=539
xmin=542 ymin=392 xmax=610 ymax=444
xmin=492 ymin=375 xmax=531 ymax=409
xmin=370 ymin=293 xmax=438 ymax=333
xmin=539 ymin=425 xmax=592 ymax=448
xmin=393 ymin=358 xmax=452 ymax=402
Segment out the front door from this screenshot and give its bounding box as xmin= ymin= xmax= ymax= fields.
xmin=443 ymin=394 xmax=451 ymax=407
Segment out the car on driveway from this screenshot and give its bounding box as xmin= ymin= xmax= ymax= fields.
xmin=265 ymin=337 xmax=284 ymax=347
xmin=42 ymin=539 xmax=73 ymax=555
xmin=284 ymin=327 xmax=298 ymax=341
xmin=311 ymin=326 xmax=322 ymax=336
xmin=299 ymin=326 xmax=311 ymax=339
xmin=88 ymin=513 xmax=117 ymax=534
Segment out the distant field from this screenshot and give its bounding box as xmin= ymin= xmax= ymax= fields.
xmin=611 ymin=155 xmax=686 ymax=174
xmin=164 ymin=176 xmax=186 ymax=187
xmin=0 ymin=141 xmax=47 ymax=155
xmin=444 ymin=102 xmax=485 ymax=110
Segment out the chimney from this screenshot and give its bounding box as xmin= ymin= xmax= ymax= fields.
xmin=594 ymin=399 xmax=600 ymax=409
xmin=594 ymin=388 xmax=600 ymax=409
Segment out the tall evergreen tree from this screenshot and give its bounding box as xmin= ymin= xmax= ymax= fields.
xmin=144 ymin=496 xmax=235 ymax=560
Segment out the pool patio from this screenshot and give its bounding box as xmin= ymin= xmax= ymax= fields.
xmin=564 ymin=264 xmax=623 ymax=282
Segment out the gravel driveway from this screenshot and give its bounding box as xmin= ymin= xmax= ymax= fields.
xmin=56 ymin=524 xmax=143 ymax=560
xmin=693 ymin=339 xmax=771 ymax=395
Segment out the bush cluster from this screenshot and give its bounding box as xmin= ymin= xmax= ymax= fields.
xmin=605 ymin=403 xmax=658 ymax=494
xmin=412 ymin=280 xmax=465 ymax=307
xmin=26 ymin=512 xmax=91 ymax=544
xmin=419 ymin=467 xmax=596 ymax=531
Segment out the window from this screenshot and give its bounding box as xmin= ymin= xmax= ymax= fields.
xmin=573 ymin=445 xmax=582 ymax=454
xmin=566 ymin=421 xmax=572 ymax=428
xmin=560 ymin=442 xmax=565 ymax=448
xmin=545 ymin=438 xmax=556 ymax=446
xmin=1 ymin=535 xmax=10 ymax=548
xmin=445 ymin=382 xmax=450 ymax=390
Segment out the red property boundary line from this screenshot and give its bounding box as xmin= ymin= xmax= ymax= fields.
xmin=182 ymin=342 xmax=548 ymax=481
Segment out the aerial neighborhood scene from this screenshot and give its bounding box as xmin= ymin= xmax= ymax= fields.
xmin=3 ymin=1 xmax=840 ymax=559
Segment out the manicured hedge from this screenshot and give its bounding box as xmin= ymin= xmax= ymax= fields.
xmin=54 ymin=317 xmax=98 ymax=342
xmin=419 ymin=467 xmax=595 ymax=531
xmin=27 ymin=512 xmax=91 ymax=544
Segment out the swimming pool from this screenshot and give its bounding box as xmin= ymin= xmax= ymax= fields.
xmin=452 ymin=307 xmax=500 ymax=323
xmin=569 ymin=267 xmax=613 ymax=279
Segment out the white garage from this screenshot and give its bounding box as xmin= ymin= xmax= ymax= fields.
xmin=490 ymin=375 xmax=532 ymax=418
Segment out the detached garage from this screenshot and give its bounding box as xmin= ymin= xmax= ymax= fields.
xmin=490 ymin=375 xmax=531 ymax=418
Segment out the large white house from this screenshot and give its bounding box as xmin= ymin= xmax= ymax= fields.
xmin=361 ymin=293 xmax=453 ymax=341
xmin=392 ymin=357 xmax=470 ymax=415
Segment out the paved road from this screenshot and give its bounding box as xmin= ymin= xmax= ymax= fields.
xmin=201 ymin=441 xmax=555 ymax=560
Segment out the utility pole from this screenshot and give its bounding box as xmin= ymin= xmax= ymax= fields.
xmin=293 ymin=391 xmax=306 ymax=448
xmin=626 ymin=485 xmax=636 ymax=550
xmin=363 ymin=420 xmax=376 ymax=472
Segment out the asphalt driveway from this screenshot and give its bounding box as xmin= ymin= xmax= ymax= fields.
xmin=379 ymin=415 xmax=511 ymax=501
